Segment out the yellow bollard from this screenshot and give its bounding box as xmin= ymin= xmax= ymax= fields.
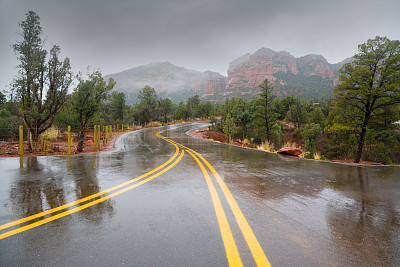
xmin=122 ymin=124 xmax=123 ymax=133
xmin=97 ymin=125 xmax=101 ymax=150
xmin=68 ymin=126 xmax=71 ymax=155
xmin=103 ymin=126 xmax=105 ymax=146
xmin=19 ymin=125 xmax=23 ymax=156
xmin=109 ymin=125 xmax=112 ymax=138
xmin=94 ymin=125 xmax=97 ymax=151
xmin=105 ymin=125 xmax=108 ymax=142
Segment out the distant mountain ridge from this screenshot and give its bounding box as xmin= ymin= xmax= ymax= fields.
xmin=105 ymin=48 xmax=352 ymax=104
xmin=105 ymin=61 xmax=225 ymax=104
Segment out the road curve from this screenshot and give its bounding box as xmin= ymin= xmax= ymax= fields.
xmin=1 ymin=123 xmax=399 ymax=266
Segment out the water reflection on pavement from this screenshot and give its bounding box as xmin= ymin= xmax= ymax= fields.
xmin=0 ymin=123 xmax=399 ymax=266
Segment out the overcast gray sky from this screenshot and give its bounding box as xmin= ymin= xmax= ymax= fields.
xmin=1 ymin=0 xmax=399 ymax=93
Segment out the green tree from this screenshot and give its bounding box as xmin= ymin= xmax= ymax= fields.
xmin=232 ymin=98 xmax=252 ymax=140
xmin=286 ymin=99 xmax=309 ymax=128
xmin=73 ymin=70 xmax=115 ymax=152
xmin=198 ymin=101 xmax=214 ymax=118
xmin=223 ymin=113 xmax=235 ymax=143
xmin=173 ymin=102 xmax=189 ymax=120
xmin=11 ymin=11 xmax=73 ymax=151
xmin=110 ymin=91 xmax=126 ymax=123
xmin=301 ymin=123 xmax=322 ymax=153
xmin=137 ymin=86 xmax=158 ymax=123
xmin=331 ymin=36 xmax=400 ymax=163
xmin=187 ymin=95 xmax=200 ymax=119
xmin=310 ymin=107 xmax=326 ymax=128
xmin=159 ymin=97 xmax=174 ymax=122
xmin=0 ymin=91 xmax=6 ymax=106
xmin=270 ymin=123 xmax=282 ymax=149
xmin=253 ymin=79 xmax=276 ymax=141
xmin=272 ymin=95 xmax=297 ymax=120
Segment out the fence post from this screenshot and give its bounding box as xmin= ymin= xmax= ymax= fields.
xmin=94 ymin=125 xmax=97 ymax=151
xmin=122 ymin=124 xmax=123 ymax=133
xmin=68 ymin=126 xmax=71 ymax=155
xmin=105 ymin=125 xmax=108 ymax=142
xmin=133 ymin=123 xmax=134 ymax=131
xmin=102 ymin=126 xmax=105 ymax=146
xmin=19 ymin=126 xmax=23 ymax=157
xmin=117 ymin=124 xmax=119 ymax=133
xmin=97 ymin=125 xmax=101 ymax=150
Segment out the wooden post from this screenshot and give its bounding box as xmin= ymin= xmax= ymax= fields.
xmin=19 ymin=125 xmax=23 ymax=156
xmin=117 ymin=124 xmax=119 ymax=133
xmin=105 ymin=125 xmax=108 ymax=142
xmin=94 ymin=125 xmax=97 ymax=151
xmin=133 ymin=123 xmax=134 ymax=131
xmin=122 ymin=124 xmax=123 ymax=133
xmin=102 ymin=126 xmax=105 ymax=145
xmin=68 ymin=126 xmax=71 ymax=155
xmin=97 ymin=125 xmax=101 ymax=150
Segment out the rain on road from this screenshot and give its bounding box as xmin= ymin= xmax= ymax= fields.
xmin=1 ymin=123 xmax=399 ymax=266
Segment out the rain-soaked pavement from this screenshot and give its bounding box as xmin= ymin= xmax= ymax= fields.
xmin=0 ymin=123 xmax=399 ymax=266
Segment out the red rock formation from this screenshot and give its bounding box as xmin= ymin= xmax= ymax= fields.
xmin=297 ymin=54 xmax=335 ymax=78
xmin=225 ymin=48 xmax=340 ymax=98
xmin=203 ymin=78 xmax=226 ymax=96
xmin=226 ymin=48 xmax=299 ymax=91
xmin=277 ymin=147 xmax=303 ymax=156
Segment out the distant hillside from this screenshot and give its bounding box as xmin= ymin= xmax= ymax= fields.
xmin=105 ymin=61 xmax=225 ymax=104
xmin=106 ymin=49 xmax=352 ymax=104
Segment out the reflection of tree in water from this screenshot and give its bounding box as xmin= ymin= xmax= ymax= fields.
xmin=10 ymin=157 xmax=67 ymax=219
xmin=219 ymin=148 xmax=327 ymax=200
xmin=132 ymin=130 xmax=171 ymax=173
xmin=327 ymin=167 xmax=400 ymax=265
xmin=71 ymin=155 xmax=114 ymax=223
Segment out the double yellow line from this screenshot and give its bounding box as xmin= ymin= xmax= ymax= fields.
xmin=0 ymin=126 xmax=185 ymax=240
xmin=1 ymin=123 xmax=271 ymax=267
xmin=158 ymin=125 xmax=271 ymax=267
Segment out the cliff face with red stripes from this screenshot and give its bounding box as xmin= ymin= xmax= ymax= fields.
xmin=221 ymin=48 xmax=342 ymax=99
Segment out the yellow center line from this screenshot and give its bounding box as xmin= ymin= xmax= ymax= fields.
xmin=0 ymin=150 xmax=185 ymax=240
xmin=187 ymin=150 xmax=243 ymax=267
xmin=0 ymin=143 xmax=179 ymax=232
xmin=0 ymin=124 xmax=187 ymax=236
xmin=160 ymin=125 xmax=271 ymax=267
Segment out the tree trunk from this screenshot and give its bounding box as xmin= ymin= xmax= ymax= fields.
xmin=354 ymin=128 xmax=366 ymax=163
xmin=77 ymin=130 xmax=85 ymax=152
xmin=28 ymin=128 xmax=39 ymax=152
xmin=354 ymin=109 xmax=372 ymax=163
xmin=354 ymin=121 xmax=369 ymax=163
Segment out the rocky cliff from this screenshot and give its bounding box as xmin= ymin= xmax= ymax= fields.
xmin=106 ymin=49 xmax=351 ymax=103
xmin=223 ymin=48 xmax=345 ymax=99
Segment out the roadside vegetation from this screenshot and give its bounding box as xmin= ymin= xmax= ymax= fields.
xmin=1 ymin=11 xmax=399 ymax=163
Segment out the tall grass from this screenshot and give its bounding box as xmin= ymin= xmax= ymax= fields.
xmin=282 ymin=140 xmax=302 ymax=149
xmin=256 ymin=141 xmax=276 ymax=153
xmin=41 ymin=126 xmax=60 ymax=141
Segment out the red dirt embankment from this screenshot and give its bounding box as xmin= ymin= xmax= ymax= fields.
xmin=187 ymin=127 xmax=384 ymax=166
xmin=0 ymin=131 xmax=125 ymax=157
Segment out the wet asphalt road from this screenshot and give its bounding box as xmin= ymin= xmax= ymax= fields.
xmin=0 ymin=123 xmax=399 ymax=266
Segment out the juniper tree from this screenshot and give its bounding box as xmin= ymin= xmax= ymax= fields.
xmin=331 ymin=36 xmax=400 ymax=163
xmin=11 ymin=11 xmax=72 ymax=151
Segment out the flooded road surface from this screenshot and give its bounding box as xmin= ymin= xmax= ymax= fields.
xmin=1 ymin=123 xmax=399 ymax=266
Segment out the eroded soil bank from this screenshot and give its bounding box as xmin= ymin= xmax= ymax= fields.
xmin=187 ymin=127 xmax=386 ymax=166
